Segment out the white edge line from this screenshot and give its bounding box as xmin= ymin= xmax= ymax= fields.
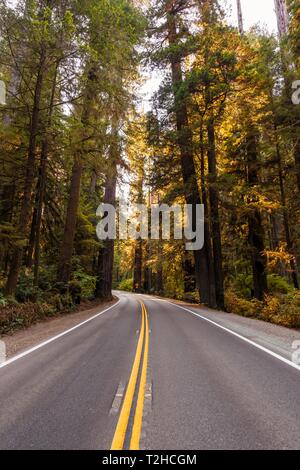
xmin=150 ymin=298 xmax=300 ymax=372
xmin=0 ymin=298 xmax=121 ymax=370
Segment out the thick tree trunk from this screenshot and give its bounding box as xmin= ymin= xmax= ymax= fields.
xmin=200 ymin=126 xmax=216 ymax=306
xmin=274 ymin=125 xmax=299 ymax=289
xmin=56 ymin=155 xmax=83 ymax=284
xmin=246 ymin=128 xmax=268 ymax=300
xmin=56 ymin=65 xmax=97 ymax=285
xmin=95 ymin=115 xmax=119 ymax=300
xmin=166 ymin=4 xmax=212 ymax=306
xmin=0 ymin=182 xmax=16 ymax=272
xmin=133 ymin=238 xmax=143 ymax=293
xmin=207 ymin=117 xmax=225 ymax=309
xmin=5 ymin=49 xmax=47 ymax=296
xmin=143 ymin=241 xmax=152 ymax=293
xmin=95 ymin=164 xmax=117 ymax=301
xmin=182 ymin=254 xmax=196 ymax=293
xmin=156 ymin=207 xmax=164 ymax=295
xmin=33 ymin=64 xmax=59 ymax=286
xmin=295 ymin=137 xmax=300 ymax=192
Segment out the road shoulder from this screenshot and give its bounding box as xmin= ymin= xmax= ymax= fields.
xmin=1 ymin=298 xmax=117 ymax=360
xmin=170 ymin=300 xmax=300 ymax=362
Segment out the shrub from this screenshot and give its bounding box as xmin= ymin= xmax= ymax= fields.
xmin=0 ymin=302 xmax=56 ymax=335
xmin=118 ymin=278 xmax=133 ymax=292
xmin=261 ymin=292 xmax=300 ymax=328
xmin=48 ymin=293 xmax=74 ymax=313
xmin=225 ymin=288 xmax=300 ymax=328
xmin=15 ymin=272 xmax=39 ymax=303
xmin=0 ymin=293 xmax=8 ymax=308
xmin=225 ymin=289 xmax=262 ymax=317
xmin=260 ymin=295 xmax=280 ymax=320
xmin=267 ymin=274 xmax=293 ymax=294
xmin=230 ymin=274 xmax=253 ymax=299
xmin=73 ymin=271 xmax=96 ymax=299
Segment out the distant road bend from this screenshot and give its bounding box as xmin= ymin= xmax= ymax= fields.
xmin=0 ymin=291 xmax=299 ymax=450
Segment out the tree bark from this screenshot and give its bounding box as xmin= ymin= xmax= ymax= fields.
xmin=133 ymin=238 xmax=143 ymax=292
xmin=95 ymin=160 xmax=118 ymax=300
xmin=33 ymin=64 xmax=59 ymax=286
xmin=246 ymin=128 xmax=268 ymax=300
xmin=274 ymin=124 xmax=299 ymax=289
xmin=56 ymin=65 xmax=97 ymax=284
xmin=5 ymin=48 xmax=47 ymax=296
xmin=207 ymin=116 xmax=225 ymax=309
xmin=95 ymin=115 xmax=119 ymax=300
xmin=166 ymin=2 xmax=212 ymax=306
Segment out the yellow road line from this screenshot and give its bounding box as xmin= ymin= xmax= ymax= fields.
xmin=130 ymin=303 xmax=149 ymax=450
xmin=110 ymin=305 xmax=145 ymax=450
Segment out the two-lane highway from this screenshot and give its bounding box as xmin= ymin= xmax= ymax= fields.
xmin=0 ymin=292 xmax=299 ymax=450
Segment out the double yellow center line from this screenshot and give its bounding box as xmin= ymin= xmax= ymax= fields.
xmin=111 ymin=302 xmax=149 ymax=450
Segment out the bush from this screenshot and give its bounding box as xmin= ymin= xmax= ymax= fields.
xmin=225 ymin=289 xmax=262 ymax=317
xmin=15 ymin=272 xmax=39 ymax=303
xmin=48 ymin=293 xmax=75 ymax=313
xmin=118 ymin=278 xmax=133 ymax=292
xmin=225 ymin=288 xmax=300 ymax=328
xmin=267 ymin=274 xmax=293 ymax=294
xmin=230 ymin=274 xmax=253 ymax=299
xmin=0 ymin=293 xmax=8 ymax=308
xmin=261 ymin=292 xmax=300 ymax=328
xmin=0 ymin=302 xmax=56 ymax=335
xmin=73 ymin=271 xmax=96 ymax=299
xmin=230 ymin=274 xmax=293 ymax=300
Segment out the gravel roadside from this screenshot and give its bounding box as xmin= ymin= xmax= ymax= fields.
xmin=0 ymin=298 xmax=117 ymax=360
xmin=174 ymin=301 xmax=300 ymax=362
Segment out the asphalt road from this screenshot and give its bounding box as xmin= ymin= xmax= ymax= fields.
xmin=0 ymin=292 xmax=299 ymax=450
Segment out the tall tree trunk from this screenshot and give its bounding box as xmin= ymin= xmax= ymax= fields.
xmin=274 ymin=124 xmax=299 ymax=288
xmin=156 ymin=197 xmax=164 ymax=295
xmin=95 ymin=117 xmax=119 ymax=300
xmin=200 ymin=125 xmax=216 ymax=306
xmin=207 ymin=116 xmax=225 ymax=309
xmin=56 ymin=155 xmax=83 ymax=284
xmin=246 ymin=128 xmax=268 ymax=300
xmin=166 ymin=2 xmax=212 ymax=306
xmin=95 ymin=162 xmax=118 ymax=301
xmin=56 ymin=65 xmax=97 ymax=284
xmin=5 ymin=48 xmax=47 ymax=296
xmin=133 ymin=238 xmax=143 ymax=293
xmin=33 ymin=64 xmax=59 ymax=286
xmin=143 ymin=241 xmax=152 ymax=293
xmin=0 ymin=182 xmax=16 ymax=273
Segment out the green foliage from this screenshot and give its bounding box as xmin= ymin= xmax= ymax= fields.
xmin=225 ymin=289 xmax=261 ymax=317
xmin=0 ymin=293 xmax=8 ymax=308
xmin=118 ymin=278 xmax=134 ymax=292
xmin=231 ymin=274 xmax=294 ymax=299
xmin=267 ymin=274 xmax=294 ymax=295
xmin=48 ymin=293 xmax=74 ymax=313
xmin=15 ymin=272 xmax=40 ymax=303
xmin=225 ymin=288 xmax=300 ymax=328
xmin=73 ymin=270 xmax=96 ymax=299
xmin=230 ymin=274 xmax=253 ymax=299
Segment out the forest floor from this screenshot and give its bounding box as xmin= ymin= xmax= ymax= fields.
xmin=1 ymin=298 xmax=117 ymax=359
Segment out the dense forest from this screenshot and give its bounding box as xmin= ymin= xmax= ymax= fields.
xmin=0 ymin=0 xmax=300 ymax=332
